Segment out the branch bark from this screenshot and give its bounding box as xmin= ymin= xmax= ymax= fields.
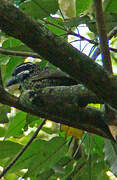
xmin=0 ymin=1 xmax=116 ymax=140
xmin=0 ymin=86 xmax=114 ymax=140
xmin=94 ymin=0 xmax=112 ymax=73
xmin=19 ymin=88 xmax=114 ymax=140
xmin=0 ymin=1 xmax=117 ymax=110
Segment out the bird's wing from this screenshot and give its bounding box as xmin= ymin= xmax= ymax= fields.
xmin=31 ymin=67 xmax=76 ymax=82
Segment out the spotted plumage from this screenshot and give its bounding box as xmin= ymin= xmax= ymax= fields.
xmin=7 ymin=62 xmax=78 ymax=91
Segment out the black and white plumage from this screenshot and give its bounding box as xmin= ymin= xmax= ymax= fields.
xmin=7 ymin=62 xmax=78 ymax=91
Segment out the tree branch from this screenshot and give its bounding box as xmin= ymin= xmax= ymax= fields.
xmin=19 ymin=88 xmax=114 ymax=140
xmin=0 ymin=1 xmax=117 ymax=110
xmin=0 ymin=1 xmax=116 ymax=140
xmin=0 ymin=86 xmax=114 ymax=140
xmin=94 ymin=0 xmax=112 ymax=73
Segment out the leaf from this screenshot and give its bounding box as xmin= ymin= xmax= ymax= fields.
xmin=8 ymin=137 xmax=68 ymax=175
xmin=0 ymin=104 xmax=10 ymax=123
xmin=75 ymin=157 xmax=109 ymax=180
xmin=61 ymin=124 xmax=84 ymax=140
xmin=5 ymin=112 xmax=26 ymax=138
xmin=103 ymin=0 xmax=117 ymax=13
xmin=104 ymin=139 xmax=117 ymax=176
xmin=0 ymin=127 xmax=6 ymax=137
xmin=0 ymin=54 xmax=10 ymax=65
xmin=62 ymin=15 xmax=90 ymax=28
xmin=26 ymin=114 xmax=41 ymax=125
xmin=83 ymin=134 xmax=104 ymax=155
xmin=3 ymin=56 xmax=24 ymax=84
xmin=0 ymin=141 xmax=22 ymax=160
xmin=20 ymin=0 xmax=59 ymax=19
xmin=2 ymin=37 xmax=22 ymax=48
xmin=59 ymin=0 xmax=76 ymax=18
xmin=24 ymin=114 xmax=43 ymax=130
xmin=76 ymin=0 xmax=93 ymax=15
xmin=44 ymin=17 xmax=66 ymax=35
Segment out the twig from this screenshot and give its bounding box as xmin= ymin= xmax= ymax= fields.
xmin=0 ymin=48 xmax=41 ymax=58
xmin=69 ymin=31 xmax=98 ymax=45
xmin=0 ymin=119 xmax=46 ymax=179
xmin=43 ymin=19 xmax=117 ymax=56
xmin=42 ymin=19 xmax=98 ymax=45
xmin=42 ymin=19 xmax=67 ymax=31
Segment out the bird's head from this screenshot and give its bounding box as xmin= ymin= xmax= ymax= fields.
xmin=6 ymin=62 xmax=38 ymax=87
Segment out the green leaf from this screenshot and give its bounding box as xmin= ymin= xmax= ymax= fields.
xmin=3 ymin=56 xmax=24 ymax=84
xmin=2 ymin=38 xmax=22 ymax=48
xmin=62 ymin=15 xmax=90 ymax=28
xmin=76 ymin=0 xmax=93 ymax=15
xmin=0 ymin=54 xmax=10 ymax=65
xmin=0 ymin=141 xmax=22 ymax=159
xmin=0 ymin=127 xmax=6 ymax=137
xmin=83 ymin=134 xmax=104 ymax=155
xmin=45 ymin=17 xmax=66 ymax=35
xmin=103 ymin=0 xmax=117 ymax=13
xmin=9 ymin=137 xmax=68 ymax=175
xmin=20 ymin=0 xmax=59 ymax=19
xmin=0 ymin=104 xmax=10 ymax=123
xmin=5 ymin=112 xmax=26 ymax=138
xmin=26 ymin=114 xmax=41 ymax=125
xmin=25 ymin=168 xmax=54 ymax=179
xmin=24 ymin=114 xmax=43 ymax=130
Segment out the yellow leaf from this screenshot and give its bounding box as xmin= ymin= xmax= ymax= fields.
xmin=58 ymin=0 xmax=76 ymax=18
xmin=61 ymin=124 xmax=84 ymax=139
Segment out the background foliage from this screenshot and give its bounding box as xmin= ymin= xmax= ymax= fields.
xmin=0 ymin=0 xmax=117 ymax=179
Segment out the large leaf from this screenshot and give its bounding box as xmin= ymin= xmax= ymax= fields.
xmin=0 ymin=141 xmax=22 ymax=160
xmin=8 ymin=137 xmax=68 ymax=175
xmin=5 ymin=112 xmax=26 ymax=138
xmin=20 ymin=0 xmax=59 ymax=19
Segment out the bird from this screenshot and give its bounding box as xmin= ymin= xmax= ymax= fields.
xmin=6 ymin=62 xmax=78 ymax=91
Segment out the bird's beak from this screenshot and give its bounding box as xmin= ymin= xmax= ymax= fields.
xmin=6 ymin=77 xmax=18 ymax=87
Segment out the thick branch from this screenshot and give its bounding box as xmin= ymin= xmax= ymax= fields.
xmin=0 ymin=88 xmax=113 ymax=140
xmin=19 ymin=89 xmax=114 ymax=140
xmin=0 ymin=1 xmax=117 ymax=110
